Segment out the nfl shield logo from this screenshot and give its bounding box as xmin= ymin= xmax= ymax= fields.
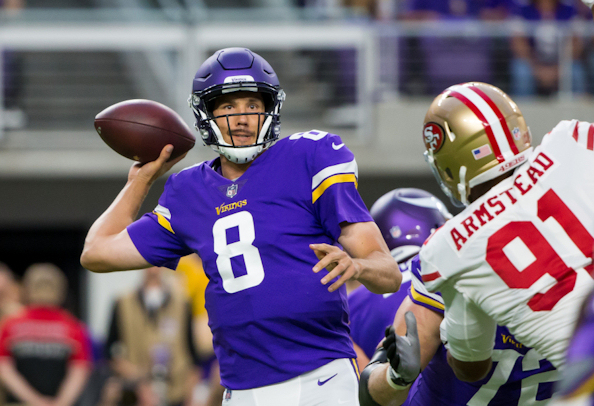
xmin=226 ymin=184 xmax=238 ymax=198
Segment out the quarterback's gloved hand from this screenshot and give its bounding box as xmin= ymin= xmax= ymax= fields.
xmin=382 ymin=311 xmax=421 ymax=388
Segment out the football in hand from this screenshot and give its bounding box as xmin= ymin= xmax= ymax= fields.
xmin=94 ymin=99 xmax=196 ymax=163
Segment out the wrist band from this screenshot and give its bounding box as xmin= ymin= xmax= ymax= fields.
xmin=385 ymin=367 xmax=412 ymax=391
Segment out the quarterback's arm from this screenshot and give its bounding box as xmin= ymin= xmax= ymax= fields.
xmin=365 ymin=296 xmax=443 ymax=406
xmin=81 ymin=146 xmax=184 ymax=272
xmin=312 ymin=221 xmax=401 ymax=294
xmin=441 ymin=288 xmax=495 ymax=382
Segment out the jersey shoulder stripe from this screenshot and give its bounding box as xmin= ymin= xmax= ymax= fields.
xmin=408 ymin=255 xmax=444 ymax=312
xmin=571 ymin=120 xmax=594 ymax=151
xmin=410 ymin=284 xmax=445 ymax=313
xmin=153 ymin=204 xmax=175 ymax=234
xmin=311 ymin=159 xmax=358 ymax=190
xmin=312 ymin=163 xmax=358 ymax=203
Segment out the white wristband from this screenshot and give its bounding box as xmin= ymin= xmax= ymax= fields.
xmin=582 ymin=0 xmax=594 ymax=8
xmin=385 ymin=366 xmax=412 ymax=391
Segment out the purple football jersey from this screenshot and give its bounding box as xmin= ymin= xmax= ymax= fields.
xmin=127 ymin=130 xmax=372 ymax=389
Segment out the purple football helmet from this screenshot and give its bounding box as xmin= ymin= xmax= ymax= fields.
xmin=370 ymin=188 xmax=452 ymax=263
xmin=188 ymin=47 xmax=285 ymax=164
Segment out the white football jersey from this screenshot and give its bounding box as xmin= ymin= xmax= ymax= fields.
xmin=420 ymin=120 xmax=594 ymax=368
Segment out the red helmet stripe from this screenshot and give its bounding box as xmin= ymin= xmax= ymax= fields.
xmin=588 ymin=124 xmax=594 ymax=151
xmin=573 ymin=121 xmax=579 ymax=141
xmin=469 ymin=85 xmax=519 ymax=155
xmin=449 ymin=91 xmax=505 ymax=162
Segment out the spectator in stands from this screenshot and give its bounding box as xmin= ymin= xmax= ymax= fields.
xmin=399 ymin=0 xmax=512 ymax=95
xmin=0 ymin=263 xmax=22 ymax=323
xmin=105 ymin=266 xmax=200 ymax=406
xmin=0 ymin=263 xmax=93 ymax=406
xmin=510 ymin=0 xmax=586 ymax=96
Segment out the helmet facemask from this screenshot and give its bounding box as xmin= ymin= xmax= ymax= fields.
xmin=189 ymin=83 xmax=285 ymax=164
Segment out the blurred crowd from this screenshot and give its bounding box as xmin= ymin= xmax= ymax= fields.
xmin=2 ymin=0 xmax=594 ymax=130
xmin=303 ymin=0 xmax=594 ymax=97
xmin=0 ymin=257 xmax=222 ymax=406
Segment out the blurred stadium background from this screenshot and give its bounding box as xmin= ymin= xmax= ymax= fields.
xmin=0 ymin=0 xmax=593 ymax=369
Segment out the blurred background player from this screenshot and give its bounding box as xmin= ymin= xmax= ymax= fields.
xmin=348 ymin=187 xmax=450 ymax=369
xmin=410 ymin=82 xmax=593 ymax=386
xmin=81 ymin=47 xmax=401 ymax=406
xmin=105 ymin=266 xmax=200 ymax=406
xmin=0 ymin=263 xmax=22 ymax=324
xmin=0 ymin=263 xmax=92 ymax=406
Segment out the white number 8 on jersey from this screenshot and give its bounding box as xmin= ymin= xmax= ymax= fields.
xmin=212 ymin=211 xmax=265 ymax=294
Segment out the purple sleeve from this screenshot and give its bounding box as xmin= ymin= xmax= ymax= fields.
xmin=310 ymin=133 xmax=373 ymax=240
xmin=126 ymin=176 xmax=193 ymax=270
xmin=408 ymin=255 xmax=444 ymax=314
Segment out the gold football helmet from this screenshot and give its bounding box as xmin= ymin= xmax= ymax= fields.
xmin=423 ymin=82 xmax=533 ymax=206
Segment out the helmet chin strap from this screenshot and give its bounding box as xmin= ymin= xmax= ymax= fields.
xmin=457 ymin=166 xmax=469 ymax=206
xmin=208 ymin=115 xmax=275 ymax=164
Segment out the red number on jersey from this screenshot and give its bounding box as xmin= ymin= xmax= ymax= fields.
xmin=486 ymin=189 xmax=594 ymax=311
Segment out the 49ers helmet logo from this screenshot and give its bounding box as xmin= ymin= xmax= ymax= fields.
xmin=423 ymin=122 xmax=445 ymax=153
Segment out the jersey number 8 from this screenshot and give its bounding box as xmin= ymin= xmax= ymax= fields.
xmin=212 ymin=211 xmax=265 ymax=294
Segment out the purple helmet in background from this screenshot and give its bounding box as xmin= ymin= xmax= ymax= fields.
xmin=370 ymin=188 xmax=452 ymax=263
xmin=188 ymin=48 xmax=286 ymax=164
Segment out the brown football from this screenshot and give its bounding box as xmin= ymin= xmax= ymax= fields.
xmin=94 ymin=99 xmax=196 ymax=163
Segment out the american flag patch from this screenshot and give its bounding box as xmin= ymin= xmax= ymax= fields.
xmin=472 ymin=144 xmax=492 ymax=160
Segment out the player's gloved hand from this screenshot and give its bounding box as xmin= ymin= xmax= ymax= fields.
xmin=382 ymin=311 xmax=421 ymax=389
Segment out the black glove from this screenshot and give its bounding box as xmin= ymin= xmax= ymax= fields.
xmin=382 ymin=311 xmax=421 ymax=387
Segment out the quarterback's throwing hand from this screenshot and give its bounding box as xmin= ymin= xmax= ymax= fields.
xmin=128 ymin=145 xmax=187 ymax=186
xmin=383 ymin=311 xmax=421 ymax=389
xmin=310 ymin=243 xmax=359 ymax=292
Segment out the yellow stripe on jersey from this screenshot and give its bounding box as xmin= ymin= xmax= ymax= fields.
xmin=566 ymin=371 xmax=594 ymax=399
xmin=410 ymin=285 xmax=444 ymax=311
xmin=312 ymin=174 xmax=358 ymax=204
xmin=153 ymin=211 xmax=175 ymax=234
xmin=351 ymin=358 xmax=360 ymax=378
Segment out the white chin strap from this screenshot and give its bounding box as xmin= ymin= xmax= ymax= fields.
xmin=457 ymin=166 xmax=469 ymax=206
xmin=209 ymin=115 xmax=274 ymax=164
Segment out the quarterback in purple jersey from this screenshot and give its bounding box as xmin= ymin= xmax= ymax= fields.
xmin=81 ymin=47 xmax=402 ymax=405
xmin=348 ymin=188 xmax=450 ymax=365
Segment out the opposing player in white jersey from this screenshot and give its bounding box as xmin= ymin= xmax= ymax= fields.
xmin=417 ymin=82 xmax=594 ymax=381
